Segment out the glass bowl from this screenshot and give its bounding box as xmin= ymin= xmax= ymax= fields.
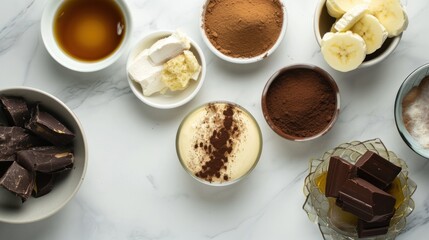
xmin=303 ymin=139 xmax=416 ymax=239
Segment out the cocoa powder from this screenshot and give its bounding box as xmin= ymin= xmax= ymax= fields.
xmin=194 ymin=103 xmax=243 ymax=182
xmin=264 ymin=68 xmax=337 ymax=138
xmin=203 ymin=0 xmax=284 ymax=58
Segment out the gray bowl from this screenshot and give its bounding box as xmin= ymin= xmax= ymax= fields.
xmin=395 ymin=63 xmax=429 ymax=159
xmin=0 ymin=87 xmax=87 ymax=223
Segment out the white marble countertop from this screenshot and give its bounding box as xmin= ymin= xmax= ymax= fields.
xmin=1 ymin=0 xmax=429 ymax=239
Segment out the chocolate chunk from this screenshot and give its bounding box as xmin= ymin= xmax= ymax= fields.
xmin=0 ymin=126 xmax=46 ymax=160
xmin=0 ymin=162 xmax=35 ymax=202
xmin=16 ymin=146 xmax=74 ymax=173
xmin=33 ymin=173 xmax=54 ymax=198
xmin=355 ymin=151 xmax=402 ymax=189
xmin=325 ymin=156 xmax=355 ymax=197
xmin=338 ymin=178 xmax=396 ymax=222
xmin=357 ymin=217 xmax=391 ymax=238
xmin=26 ymin=104 xmax=74 ymax=146
xmin=0 ymin=156 xmax=15 ymax=178
xmin=0 ymin=96 xmax=30 ymax=127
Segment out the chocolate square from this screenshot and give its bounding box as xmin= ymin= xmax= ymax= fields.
xmin=338 ymin=178 xmax=396 ymax=222
xmin=16 ymin=146 xmax=74 ymax=173
xmin=26 ymin=104 xmax=75 ymax=146
xmin=325 ymin=156 xmax=355 ymax=198
xmin=355 ymin=151 xmax=402 ymax=190
xmin=0 ymin=126 xmax=46 ymax=160
xmin=0 ymin=96 xmax=30 ymax=127
xmin=0 ymin=162 xmax=35 ymax=202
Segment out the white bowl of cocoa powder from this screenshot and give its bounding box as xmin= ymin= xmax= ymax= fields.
xmin=201 ymin=0 xmax=287 ymax=64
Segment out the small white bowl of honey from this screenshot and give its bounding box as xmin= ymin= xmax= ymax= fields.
xmin=41 ymin=0 xmax=132 ymax=72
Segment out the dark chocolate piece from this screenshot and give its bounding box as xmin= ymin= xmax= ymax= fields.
xmin=355 ymin=151 xmax=402 ymax=190
xmin=0 ymin=162 xmax=34 ymax=202
xmin=26 ymin=104 xmax=74 ymax=146
xmin=0 ymin=96 xmax=30 ymax=127
xmin=325 ymin=156 xmax=355 ymax=198
xmin=16 ymin=146 xmax=74 ymax=173
xmin=33 ymin=173 xmax=54 ymax=198
xmin=0 ymin=126 xmax=46 ymax=160
xmin=0 ymin=156 xmax=15 ymax=178
xmin=338 ymin=178 xmax=396 ymax=222
xmin=357 ymin=218 xmax=391 ymax=238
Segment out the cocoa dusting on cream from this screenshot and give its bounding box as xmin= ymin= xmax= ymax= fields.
xmin=194 ymin=103 xmax=243 ymax=182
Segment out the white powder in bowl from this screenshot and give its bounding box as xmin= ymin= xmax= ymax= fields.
xmin=402 ymin=76 xmax=429 ymax=148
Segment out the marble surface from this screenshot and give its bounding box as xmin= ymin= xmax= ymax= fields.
xmin=1 ymin=0 xmax=429 ymax=239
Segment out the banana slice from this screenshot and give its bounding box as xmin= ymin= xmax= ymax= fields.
xmin=334 ymin=5 xmax=368 ymax=32
xmin=368 ymin=0 xmax=407 ymax=37
xmin=326 ymin=0 xmax=370 ymax=18
xmin=321 ymin=31 xmax=367 ymax=72
xmin=351 ymin=14 xmax=388 ymax=54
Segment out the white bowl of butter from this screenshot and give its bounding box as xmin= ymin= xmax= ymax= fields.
xmin=127 ymin=30 xmax=206 ymax=109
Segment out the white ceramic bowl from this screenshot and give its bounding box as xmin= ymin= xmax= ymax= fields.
xmin=395 ymin=63 xmax=429 ymax=159
xmin=314 ymin=0 xmax=401 ymax=68
xmin=41 ymin=0 xmax=132 ymax=72
xmin=200 ymin=0 xmax=287 ymax=64
xmin=0 ymin=87 xmax=87 ymax=224
xmin=127 ymin=30 xmax=207 ymax=109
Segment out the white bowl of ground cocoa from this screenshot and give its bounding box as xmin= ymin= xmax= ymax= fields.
xmin=261 ymin=64 xmax=340 ymax=141
xmin=201 ymin=0 xmax=287 ymax=64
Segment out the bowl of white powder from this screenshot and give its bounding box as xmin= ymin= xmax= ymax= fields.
xmin=395 ymin=63 xmax=429 ymax=159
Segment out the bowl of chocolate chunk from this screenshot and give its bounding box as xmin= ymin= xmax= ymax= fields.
xmin=261 ymin=64 xmax=340 ymax=141
xmin=127 ymin=30 xmax=206 ymax=109
xmin=395 ymin=63 xmax=429 ymax=159
xmin=201 ymin=0 xmax=287 ymax=64
xmin=314 ymin=0 xmax=407 ymax=72
xmin=0 ymin=87 xmax=87 ymax=223
xmin=303 ymin=139 xmax=416 ymax=239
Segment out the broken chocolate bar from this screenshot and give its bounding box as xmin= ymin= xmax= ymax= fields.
xmin=326 ymin=156 xmax=356 ymax=198
xmin=16 ymin=146 xmax=74 ymax=173
xmin=357 ymin=217 xmax=392 ymax=238
xmin=26 ymin=104 xmax=74 ymax=146
xmin=355 ymin=151 xmax=402 ymax=190
xmin=0 ymin=96 xmax=30 ymax=127
xmin=0 ymin=161 xmax=34 ymax=202
xmin=338 ymin=178 xmax=396 ymax=222
xmin=33 ymin=173 xmax=54 ymax=198
xmin=0 ymin=126 xmax=46 ymax=160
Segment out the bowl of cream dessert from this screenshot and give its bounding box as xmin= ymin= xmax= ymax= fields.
xmin=176 ymin=101 xmax=262 ymax=186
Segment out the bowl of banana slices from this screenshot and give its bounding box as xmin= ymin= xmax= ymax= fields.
xmin=314 ymin=0 xmax=408 ymax=72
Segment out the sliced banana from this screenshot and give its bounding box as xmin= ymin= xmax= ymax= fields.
xmin=334 ymin=5 xmax=368 ymax=32
xmin=326 ymin=0 xmax=370 ymax=18
xmin=351 ymin=14 xmax=388 ymax=54
xmin=368 ymin=0 xmax=407 ymax=37
xmin=321 ymin=31 xmax=367 ymax=72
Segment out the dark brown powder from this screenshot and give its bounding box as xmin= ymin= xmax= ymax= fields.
xmin=203 ymin=0 xmax=284 ymax=58
xmin=265 ymin=68 xmax=337 ymax=138
xmin=194 ymin=103 xmax=243 ymax=182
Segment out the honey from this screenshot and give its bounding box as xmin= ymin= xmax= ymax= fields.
xmin=54 ymin=0 xmax=125 ymax=62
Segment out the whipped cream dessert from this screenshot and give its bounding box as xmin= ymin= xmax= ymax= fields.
xmin=176 ymin=102 xmax=262 ymax=184
xmin=128 ymin=31 xmax=201 ymax=96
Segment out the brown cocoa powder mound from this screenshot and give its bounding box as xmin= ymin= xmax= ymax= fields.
xmin=266 ymin=69 xmax=337 ymax=138
xmin=204 ymin=0 xmax=283 ymax=58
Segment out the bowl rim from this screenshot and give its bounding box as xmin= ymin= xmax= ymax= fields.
xmin=126 ymin=29 xmax=207 ymax=109
xmin=40 ymin=0 xmax=133 ymax=72
xmin=261 ymin=64 xmax=341 ymax=141
xmin=200 ymin=0 xmax=288 ymax=64
xmin=175 ymin=101 xmax=263 ymax=186
xmin=0 ymin=86 xmax=88 ymax=224
xmin=313 ymin=0 xmax=402 ymax=69
xmin=394 ymin=63 xmax=429 ymax=159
